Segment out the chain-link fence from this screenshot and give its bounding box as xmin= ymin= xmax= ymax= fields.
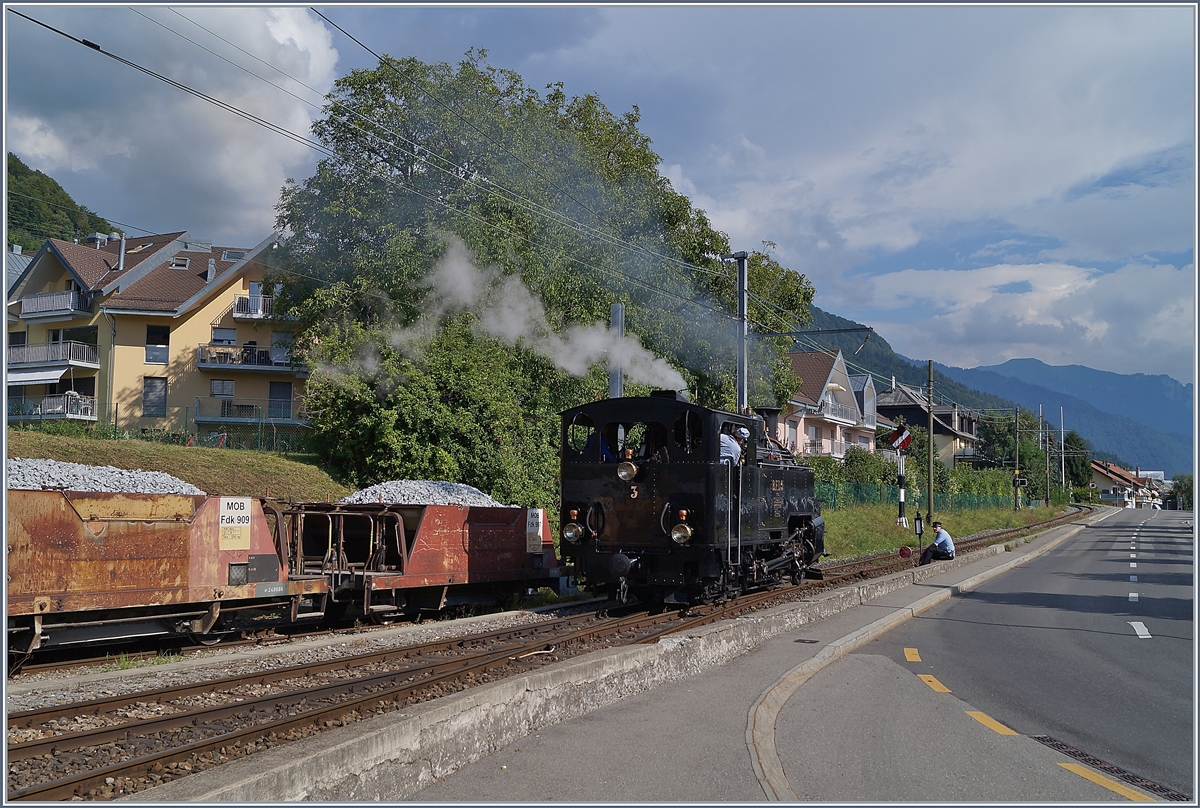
xmin=815 ymin=480 xmax=1035 ymax=512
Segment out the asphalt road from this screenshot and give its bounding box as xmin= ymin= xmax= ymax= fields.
xmin=853 ymin=508 xmax=1194 ymax=796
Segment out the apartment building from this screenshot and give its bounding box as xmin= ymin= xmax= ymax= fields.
xmin=779 ymin=350 xmax=880 ymax=459
xmin=5 ymin=230 xmax=307 ymax=444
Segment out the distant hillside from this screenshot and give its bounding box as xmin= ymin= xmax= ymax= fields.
xmin=803 ymin=307 xmax=1016 ymax=412
xmin=937 ymin=363 xmax=1192 ymax=477
xmin=977 ymin=358 xmax=1193 ymax=439
xmin=6 ymin=152 xmax=115 ymax=253
xmin=799 ymin=306 xmax=1167 ymax=472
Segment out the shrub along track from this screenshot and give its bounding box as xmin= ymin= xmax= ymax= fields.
xmin=6 ymin=505 xmax=1091 ymax=801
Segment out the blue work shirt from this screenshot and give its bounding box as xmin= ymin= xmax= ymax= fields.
xmin=932 ymin=527 xmax=955 ymax=555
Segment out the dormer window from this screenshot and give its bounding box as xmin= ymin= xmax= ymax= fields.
xmin=222 ymin=250 xmax=246 ymax=262
xmin=170 ymin=256 xmax=191 ymax=269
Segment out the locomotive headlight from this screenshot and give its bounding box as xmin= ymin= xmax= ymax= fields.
xmin=562 ymin=522 xmax=585 ymax=543
xmin=670 ymin=523 xmax=693 ymax=544
xmin=616 ymin=461 xmax=639 ymax=482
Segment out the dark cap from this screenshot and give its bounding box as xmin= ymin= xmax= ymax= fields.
xmin=932 ymin=521 xmax=942 ymax=528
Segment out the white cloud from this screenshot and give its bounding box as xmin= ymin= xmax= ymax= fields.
xmin=867 ymin=261 xmax=1195 ymax=383
xmin=6 ymin=7 xmax=339 ymax=244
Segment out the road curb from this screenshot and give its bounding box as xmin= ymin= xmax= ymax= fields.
xmin=745 ymin=519 xmax=1089 ymax=800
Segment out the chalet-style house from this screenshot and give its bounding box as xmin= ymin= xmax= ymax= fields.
xmin=6 ymin=231 xmax=307 ymax=444
xmin=780 ymin=350 xmax=881 ymax=459
xmin=874 ymin=380 xmax=981 ymax=468
xmin=1090 ymin=460 xmax=1163 ymax=509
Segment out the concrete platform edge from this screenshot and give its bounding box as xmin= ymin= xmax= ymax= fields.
xmin=122 ymin=517 xmax=1093 ymax=802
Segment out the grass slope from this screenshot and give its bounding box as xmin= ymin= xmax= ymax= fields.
xmin=6 ymin=430 xmax=351 ymax=502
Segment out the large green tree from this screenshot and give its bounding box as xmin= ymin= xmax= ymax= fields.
xmin=275 ymin=52 xmax=816 ymax=499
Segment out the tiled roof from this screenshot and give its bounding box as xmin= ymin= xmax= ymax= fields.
xmin=875 ymin=382 xmax=927 ymax=408
xmin=48 ymin=232 xmax=185 ymax=290
xmin=1091 ymin=460 xmax=1146 ymax=488
xmin=104 ymin=245 xmax=244 ymax=312
xmin=787 ymin=351 xmax=837 ymax=405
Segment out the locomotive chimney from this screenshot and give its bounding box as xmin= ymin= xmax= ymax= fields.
xmin=754 ymin=406 xmax=782 ymax=439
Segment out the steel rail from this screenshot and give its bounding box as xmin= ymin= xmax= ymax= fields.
xmin=6 ymin=608 xmax=680 ymax=801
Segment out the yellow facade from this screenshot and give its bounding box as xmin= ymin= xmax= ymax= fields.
xmin=6 ymin=233 xmax=306 ymax=440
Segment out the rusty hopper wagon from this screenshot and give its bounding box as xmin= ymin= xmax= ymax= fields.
xmin=6 ymin=489 xmax=329 ymax=654
xmin=6 ymin=490 xmax=566 ymax=655
xmin=281 ymin=501 xmax=562 ymax=617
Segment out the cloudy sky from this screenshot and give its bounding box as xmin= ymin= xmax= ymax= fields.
xmin=4 ymin=5 xmax=1196 ymax=384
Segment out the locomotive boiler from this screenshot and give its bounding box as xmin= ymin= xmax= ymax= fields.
xmin=558 ymin=391 xmax=825 ymax=605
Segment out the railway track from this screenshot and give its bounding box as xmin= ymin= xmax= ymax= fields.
xmin=6 ymin=505 xmax=1093 ymax=801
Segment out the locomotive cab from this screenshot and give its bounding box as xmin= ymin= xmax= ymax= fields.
xmin=559 ymin=392 xmax=824 ymax=605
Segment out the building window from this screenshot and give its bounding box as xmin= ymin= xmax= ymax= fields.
xmin=143 ymin=377 xmax=167 ymax=417
xmin=212 ymin=327 xmax=237 ymax=346
xmin=859 ymin=435 xmax=869 ymax=447
xmin=270 ymin=331 xmax=293 ymax=365
xmin=211 ymin=379 xmax=235 ymax=398
xmin=268 ymin=381 xmax=293 ymax=418
xmin=222 ymin=250 xmax=246 ymax=261
xmin=787 ymin=420 xmax=798 ymax=449
xmin=170 ymin=256 xmax=191 ymax=269
xmin=145 ymin=325 xmax=170 ymax=364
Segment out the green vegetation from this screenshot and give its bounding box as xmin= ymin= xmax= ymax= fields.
xmin=6 ymin=428 xmax=351 ymax=502
xmin=7 ymin=152 xmax=115 ymax=252
xmin=1170 ymin=473 xmax=1193 ymax=511
xmin=273 ymin=50 xmax=816 ymax=505
xmin=822 ymin=502 xmax=1072 ymax=560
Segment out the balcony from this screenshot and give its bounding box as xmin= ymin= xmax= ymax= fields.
xmin=7 ymin=393 xmax=97 ymax=422
xmin=799 ymin=438 xmax=849 ymax=459
xmin=196 ymin=343 xmax=305 ymax=375
xmin=818 ymin=398 xmax=858 ymax=424
xmin=193 ymin=396 xmax=308 ymax=425
xmin=232 ymin=295 xmax=282 ymax=320
xmin=18 ymin=290 xmax=90 ymax=320
xmin=7 ymin=340 xmax=100 ymax=369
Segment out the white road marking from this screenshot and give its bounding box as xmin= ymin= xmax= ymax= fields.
xmin=1129 ymin=621 xmax=1152 ymax=639
xmin=1130 ymin=563 xmax=1137 ymax=568
xmin=1130 ymin=575 xmax=1138 ymax=582
xmin=1130 ymin=553 xmax=1136 ymax=558
xmin=1129 ymin=593 xmax=1139 ymax=602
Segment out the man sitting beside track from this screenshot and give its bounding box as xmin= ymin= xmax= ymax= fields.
xmin=919 ymin=521 xmax=955 ymax=566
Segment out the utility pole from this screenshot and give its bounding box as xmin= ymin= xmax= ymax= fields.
xmin=721 ymin=251 xmax=750 ymax=413
xmin=608 ymin=303 xmax=625 ymax=398
xmin=1043 ymin=409 xmax=1050 ymax=506
xmin=1060 ymin=406 xmax=1066 ymax=490
xmin=927 ymin=360 xmax=935 ymax=524
xmin=1014 ymin=406 xmax=1020 ymax=511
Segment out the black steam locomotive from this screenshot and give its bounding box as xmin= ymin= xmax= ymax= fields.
xmin=558 ymin=391 xmax=825 ymax=605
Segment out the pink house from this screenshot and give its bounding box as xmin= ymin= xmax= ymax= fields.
xmin=777 ymin=350 xmax=886 ymax=460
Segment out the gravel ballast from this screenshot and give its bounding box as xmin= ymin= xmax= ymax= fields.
xmin=6 ymin=457 xmax=205 ymax=496
xmin=341 ymin=480 xmax=509 ymax=507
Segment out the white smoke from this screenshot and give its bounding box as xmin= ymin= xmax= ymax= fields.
xmin=414 ymin=238 xmax=687 ymax=390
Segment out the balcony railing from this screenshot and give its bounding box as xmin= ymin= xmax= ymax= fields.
xmin=7 ymin=340 xmax=100 ymax=367
xmin=7 ymin=393 xmax=97 ymax=421
xmin=193 ymin=396 xmax=308 ymax=423
xmin=800 ymin=438 xmax=849 ymax=458
xmin=233 ymin=295 xmax=275 ymax=319
xmin=197 ymin=342 xmax=301 ymax=372
xmin=19 ymin=290 xmax=89 ymax=317
xmin=819 ymin=398 xmax=857 ymax=423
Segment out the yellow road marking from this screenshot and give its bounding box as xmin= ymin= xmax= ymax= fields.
xmin=918 ymin=674 xmax=951 ymax=692
xmin=966 ymin=710 xmax=1017 ymax=735
xmin=904 ymin=647 xmax=921 ymax=662
xmin=1058 ymin=763 xmax=1155 ymax=801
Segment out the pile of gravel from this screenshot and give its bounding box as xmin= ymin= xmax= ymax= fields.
xmin=341 ymin=480 xmax=509 ymax=507
xmin=6 ymin=457 xmax=206 ymax=496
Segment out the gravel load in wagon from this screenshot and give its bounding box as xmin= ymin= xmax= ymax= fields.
xmin=340 ymin=480 xmax=510 ymax=507
xmin=6 ymin=457 xmax=205 ymax=496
